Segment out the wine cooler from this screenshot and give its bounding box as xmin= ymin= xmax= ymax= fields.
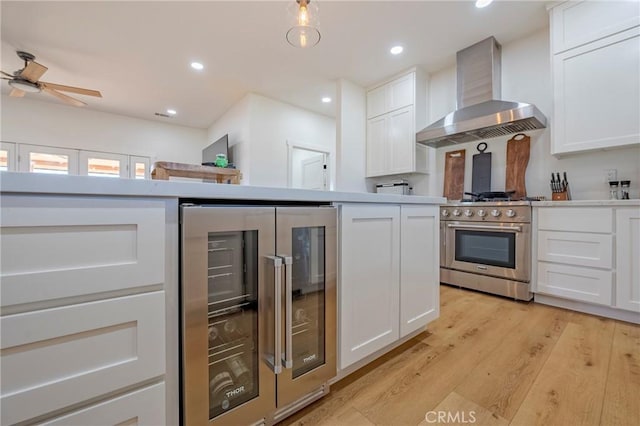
xmin=180 ymin=205 xmax=336 ymax=425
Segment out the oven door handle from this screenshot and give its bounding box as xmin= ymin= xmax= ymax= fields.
xmin=447 ymin=224 xmax=522 ymax=232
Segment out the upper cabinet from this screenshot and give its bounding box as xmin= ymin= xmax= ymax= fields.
xmin=365 ymin=69 xmax=429 ymax=177
xmin=549 ymin=1 xmax=640 ymax=155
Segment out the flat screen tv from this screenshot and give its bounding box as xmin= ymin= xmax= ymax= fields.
xmin=202 ymin=134 xmax=232 ymax=166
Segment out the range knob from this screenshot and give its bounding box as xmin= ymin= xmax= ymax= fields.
xmin=452 ymin=209 xmax=462 ymax=217
xmin=477 ymin=209 xmax=487 ymax=217
xmin=491 ymin=209 xmax=501 ymax=217
xmin=464 ymin=209 xmax=474 ymax=217
xmin=506 ymin=209 xmax=517 ymax=218
xmin=441 ymin=209 xmax=450 ymax=217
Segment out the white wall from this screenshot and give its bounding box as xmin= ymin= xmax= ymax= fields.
xmin=1 ymin=95 xmax=207 ymax=164
xmin=431 ymin=28 xmax=640 ymax=200
xmin=336 ymin=79 xmax=367 ymax=192
xmin=208 ymin=93 xmax=336 ymax=188
xmin=207 ymin=95 xmax=252 ymax=183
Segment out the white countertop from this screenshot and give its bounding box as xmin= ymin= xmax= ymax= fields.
xmin=533 ymin=199 xmax=640 ymax=207
xmin=0 ymin=172 xmax=445 ymax=205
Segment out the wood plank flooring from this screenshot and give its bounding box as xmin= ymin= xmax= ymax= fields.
xmin=279 ymin=285 xmax=640 ymax=426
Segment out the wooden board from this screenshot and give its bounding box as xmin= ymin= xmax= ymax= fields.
xmin=472 ymin=143 xmax=492 ymax=194
xmin=151 ymin=161 xmax=241 ymax=184
xmin=443 ymin=149 xmax=465 ymax=200
xmin=505 ymin=133 xmax=530 ymax=200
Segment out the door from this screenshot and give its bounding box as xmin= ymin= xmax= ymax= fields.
xmin=339 ymin=204 xmax=400 ymax=369
xmin=387 ymin=105 xmax=414 ymax=174
xmin=301 ymin=154 xmax=326 ymax=190
xmin=616 ymin=207 xmax=640 ymax=312
xmin=446 ymin=222 xmax=531 ymax=282
xmin=366 ymin=115 xmax=387 ymax=177
xmin=275 ymin=207 xmax=336 ymax=407
xmin=400 ymin=205 xmax=439 ymax=337
xmin=181 ymin=206 xmax=276 ymax=425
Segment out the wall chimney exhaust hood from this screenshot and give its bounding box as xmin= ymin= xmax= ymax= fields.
xmin=416 ymin=37 xmax=547 ymax=148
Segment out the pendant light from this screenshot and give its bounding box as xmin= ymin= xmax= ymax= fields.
xmin=286 ymin=0 xmax=321 ymax=48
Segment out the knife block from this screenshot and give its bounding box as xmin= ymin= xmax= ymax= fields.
xmin=552 ymin=186 xmax=571 ymax=201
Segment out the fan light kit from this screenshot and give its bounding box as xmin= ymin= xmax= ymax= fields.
xmin=8 ymin=79 xmax=40 ymax=93
xmin=286 ymin=0 xmax=321 ymax=48
xmin=1 ymin=50 xmax=102 ymax=107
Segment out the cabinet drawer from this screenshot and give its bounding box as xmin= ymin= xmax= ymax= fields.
xmin=0 ymin=195 xmax=165 ymax=307
xmin=537 ymin=207 xmax=612 ymax=233
xmin=538 ymin=230 xmax=612 ymax=269
xmin=0 ymin=292 xmax=166 ymax=425
xmin=537 ymin=262 xmax=612 ymax=305
xmin=551 ymin=0 xmax=640 ymax=53
xmin=40 ymin=382 xmax=165 ymax=426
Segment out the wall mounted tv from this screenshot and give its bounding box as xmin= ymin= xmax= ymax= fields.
xmin=202 ymin=134 xmax=233 ymax=166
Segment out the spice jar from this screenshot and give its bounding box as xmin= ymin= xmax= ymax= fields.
xmin=620 ymin=180 xmax=630 ymax=200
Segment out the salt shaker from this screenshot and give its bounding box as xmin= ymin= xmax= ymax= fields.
xmin=609 ymin=181 xmax=619 ymax=200
xmin=620 ymin=180 xmax=630 ymax=200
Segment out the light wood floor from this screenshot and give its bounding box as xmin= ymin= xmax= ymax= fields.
xmin=280 ymin=285 xmax=640 ymax=426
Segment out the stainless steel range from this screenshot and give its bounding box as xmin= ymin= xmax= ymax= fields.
xmin=440 ymin=201 xmax=532 ymax=301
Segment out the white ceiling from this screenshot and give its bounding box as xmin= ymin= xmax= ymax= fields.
xmin=0 ymin=1 xmax=549 ymax=129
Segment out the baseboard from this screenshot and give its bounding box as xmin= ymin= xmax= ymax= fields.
xmin=535 ymin=293 xmax=640 ymax=324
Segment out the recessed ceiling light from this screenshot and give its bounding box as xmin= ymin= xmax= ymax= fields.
xmin=190 ymin=62 xmax=204 ymax=70
xmin=322 ymin=97 xmax=331 ymax=103
xmin=167 ymin=109 xmax=177 ymax=115
xmin=390 ymin=46 xmax=404 ymax=55
xmin=475 ymin=0 xmax=494 ymax=8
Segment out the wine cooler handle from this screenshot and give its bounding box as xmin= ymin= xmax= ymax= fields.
xmin=266 ymin=256 xmax=283 ymax=374
xmin=280 ymin=255 xmax=293 ymax=369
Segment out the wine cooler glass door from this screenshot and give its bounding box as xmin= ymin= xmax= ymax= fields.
xmin=275 ymin=207 xmax=336 ymax=408
xmin=181 ymin=206 xmax=276 ymax=426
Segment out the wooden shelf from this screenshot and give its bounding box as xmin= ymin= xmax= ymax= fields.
xmin=151 ymin=162 xmax=241 ymax=184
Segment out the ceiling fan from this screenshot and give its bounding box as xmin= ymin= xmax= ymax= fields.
xmin=1 ymin=50 xmax=102 ymax=107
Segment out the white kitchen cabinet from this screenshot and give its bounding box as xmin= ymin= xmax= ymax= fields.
xmin=549 ymin=2 xmax=640 ymax=155
xmin=400 ymin=205 xmax=439 ymax=337
xmin=39 ymin=382 xmax=165 ymax=426
xmin=550 ymin=0 xmax=640 ymax=53
xmin=366 ymin=69 xmax=429 ymax=177
xmin=0 ymin=195 xmax=172 ymax=425
xmin=537 ymin=261 xmax=613 ymax=306
xmin=534 ymin=205 xmax=640 ymax=320
xmin=339 ymin=204 xmax=400 ymax=368
xmin=366 ymin=72 xmax=413 ymax=119
xmin=616 ymin=207 xmax=640 ymax=312
xmin=0 ymin=292 xmax=166 ymax=425
xmin=339 ymin=203 xmax=440 ymax=369
xmin=366 ymin=115 xmax=387 ymax=177
xmin=536 ymin=206 xmax=613 ymax=306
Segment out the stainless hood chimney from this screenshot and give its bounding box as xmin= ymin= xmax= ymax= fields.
xmin=416 ymin=37 xmax=546 ymax=148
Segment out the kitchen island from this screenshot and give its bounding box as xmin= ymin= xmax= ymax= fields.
xmin=0 ymin=172 xmax=444 ymax=426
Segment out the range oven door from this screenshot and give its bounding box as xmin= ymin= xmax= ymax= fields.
xmin=444 ymin=222 xmax=530 ymax=282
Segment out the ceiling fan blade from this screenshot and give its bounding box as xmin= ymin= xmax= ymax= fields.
xmin=19 ymin=61 xmax=48 ymax=83
xmin=9 ymin=88 xmax=26 ymax=97
xmin=42 ymin=86 xmax=86 ymax=107
xmin=41 ymin=82 xmax=102 ymax=98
